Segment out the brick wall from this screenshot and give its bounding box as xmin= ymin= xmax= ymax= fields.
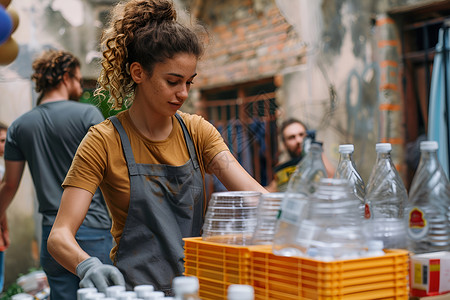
xmin=195 ymin=0 xmax=306 ymax=89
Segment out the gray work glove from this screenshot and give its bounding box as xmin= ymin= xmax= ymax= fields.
xmin=76 ymin=257 xmax=125 ymax=293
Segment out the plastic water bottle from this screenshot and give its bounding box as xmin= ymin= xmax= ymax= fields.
xmin=364 ymin=143 xmax=408 ymax=249
xmin=227 ymin=284 xmax=254 ymax=300
xmin=172 ymin=276 xmax=201 ymax=300
xmin=334 ymin=144 xmax=365 ymax=218
xmin=405 ymin=141 xmax=450 ymax=254
xmin=286 ymin=141 xmax=327 ymax=196
xmin=273 ymin=178 xmax=365 ymax=259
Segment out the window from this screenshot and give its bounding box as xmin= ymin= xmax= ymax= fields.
xmin=199 ymin=78 xmax=279 ymax=189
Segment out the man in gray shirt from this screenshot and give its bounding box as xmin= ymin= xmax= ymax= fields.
xmin=0 ymin=49 xmax=112 ymax=300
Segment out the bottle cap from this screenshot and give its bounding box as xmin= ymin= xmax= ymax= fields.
xmin=420 ymin=141 xmax=438 ymax=151
xmin=375 ymin=143 xmax=391 ymax=152
xmin=106 ymin=285 xmax=126 ymax=297
xmin=172 ymin=276 xmax=199 ymax=296
xmin=134 ymin=284 xmax=154 ymax=297
xmin=84 ymin=292 xmax=106 ymax=300
xmin=117 ymin=291 xmax=137 ymax=300
xmin=227 ymin=284 xmax=254 ymax=299
xmin=338 ymin=144 xmax=354 ymax=153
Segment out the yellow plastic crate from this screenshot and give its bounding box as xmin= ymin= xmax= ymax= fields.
xmin=183 ymin=237 xmax=410 ymax=300
xmin=184 ymin=237 xmax=258 ymax=300
xmin=251 ymin=246 xmax=409 ymax=300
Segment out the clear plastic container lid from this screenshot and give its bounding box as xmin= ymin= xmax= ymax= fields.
xmin=375 ymin=143 xmax=391 ymax=152
xmin=338 ymin=144 xmax=354 ymax=153
xmin=172 ymin=276 xmax=199 ymax=295
xmin=420 ymin=140 xmax=438 ymax=151
xmin=227 ymin=284 xmax=254 ymax=300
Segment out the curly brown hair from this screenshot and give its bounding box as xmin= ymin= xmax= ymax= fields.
xmin=95 ymin=0 xmax=204 ymax=110
xmin=31 ymin=50 xmax=81 ymax=105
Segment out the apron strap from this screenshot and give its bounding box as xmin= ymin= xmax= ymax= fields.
xmin=109 ymin=114 xmax=200 ymax=174
xmin=109 ymin=116 xmax=139 ymax=176
xmin=174 ymin=113 xmax=200 ymax=170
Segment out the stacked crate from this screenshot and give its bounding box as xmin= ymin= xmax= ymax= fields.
xmin=184 ymin=237 xmax=409 ymax=300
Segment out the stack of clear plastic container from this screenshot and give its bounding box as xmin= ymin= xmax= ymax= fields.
xmin=202 ymin=191 xmax=261 ymax=245
xmin=251 ymin=192 xmax=284 ymax=245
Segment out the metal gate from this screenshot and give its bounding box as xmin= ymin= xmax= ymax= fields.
xmin=199 ymin=79 xmax=279 ymax=190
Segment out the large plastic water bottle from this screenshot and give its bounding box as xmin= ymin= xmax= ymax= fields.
xmin=334 ymin=144 xmax=365 ymax=217
xmin=405 ymin=141 xmax=450 ymax=254
xmin=364 ymin=143 xmax=408 ymax=249
xmin=285 ymin=141 xmax=327 ymax=196
xmin=273 ymin=178 xmax=365 ymax=259
xmin=272 ymin=142 xmax=328 ymax=256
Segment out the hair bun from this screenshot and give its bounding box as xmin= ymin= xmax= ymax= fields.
xmin=152 ymin=0 xmax=177 ymax=22
xmin=133 ymin=0 xmax=176 ymax=23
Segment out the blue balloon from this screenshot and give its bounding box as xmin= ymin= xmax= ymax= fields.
xmin=0 ymin=5 xmax=12 ymax=46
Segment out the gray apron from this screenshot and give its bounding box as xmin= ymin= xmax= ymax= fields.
xmin=109 ymin=114 xmax=204 ymax=294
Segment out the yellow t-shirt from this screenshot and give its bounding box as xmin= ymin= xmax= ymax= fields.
xmin=63 ymin=110 xmax=229 ymax=259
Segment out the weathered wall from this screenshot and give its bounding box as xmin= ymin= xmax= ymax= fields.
xmin=194 ymin=0 xmax=306 ymax=88
xmin=194 ymin=0 xmax=443 ymax=183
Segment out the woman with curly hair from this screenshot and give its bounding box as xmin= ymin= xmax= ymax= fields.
xmin=47 ymin=0 xmax=267 ymax=295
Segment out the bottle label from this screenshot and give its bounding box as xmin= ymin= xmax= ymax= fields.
xmin=279 ymin=196 xmax=308 ymax=225
xmin=364 ymin=203 xmax=371 ymax=219
xmin=407 ymin=207 xmax=429 ymax=240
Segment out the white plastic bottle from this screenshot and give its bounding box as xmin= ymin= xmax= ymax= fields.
xmin=227 ymin=284 xmax=254 ymax=300
xmin=405 ymin=141 xmax=450 ymax=254
xmin=334 ymin=144 xmax=366 ymax=203
xmin=364 ymin=143 xmax=408 ymax=249
xmin=172 ymin=276 xmax=201 ymax=300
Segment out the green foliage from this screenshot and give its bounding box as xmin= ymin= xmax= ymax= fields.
xmin=0 ymin=267 xmax=43 ymax=299
xmin=1 ymin=282 xmax=24 ymax=299
xmin=80 ymin=89 xmax=130 ymax=119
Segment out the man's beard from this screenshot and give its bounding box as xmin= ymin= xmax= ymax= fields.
xmin=288 ymin=147 xmax=302 ymax=159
